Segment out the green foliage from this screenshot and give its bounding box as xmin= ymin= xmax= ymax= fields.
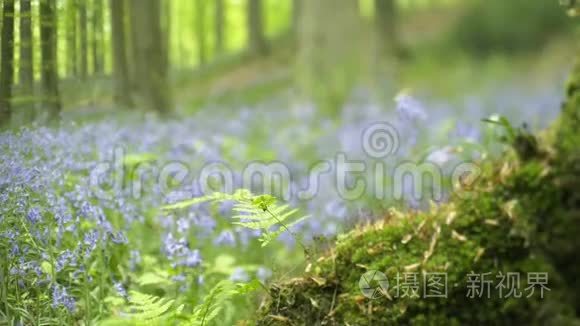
xmin=255 ymin=111 xmax=580 ymax=324
xmin=163 ymin=189 xmax=309 ymax=247
xmin=453 ymin=0 xmax=571 ymax=54
xmin=188 ymin=280 xmax=237 ymax=326
xmin=101 ymin=280 xmax=260 ymax=326
xmin=114 ymin=291 xmax=183 ymax=325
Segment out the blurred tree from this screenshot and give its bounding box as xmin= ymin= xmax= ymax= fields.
xmin=0 ymin=0 xmax=15 ymax=126
xmin=129 ymin=0 xmax=172 ymax=113
xmin=39 ymin=0 xmax=62 ymax=118
xmin=19 ymin=0 xmax=34 ymax=110
xmin=374 ymin=0 xmax=399 ymax=57
xmin=247 ymin=0 xmax=267 ymax=55
xmin=92 ymin=0 xmax=104 ymax=75
xmin=110 ymin=0 xmax=132 ymax=108
xmin=454 ymin=0 xmax=570 ymax=54
xmin=79 ymin=0 xmax=88 ymax=79
xmin=215 ymin=0 xmax=225 ymax=54
xmin=195 ymin=0 xmax=207 ymax=65
xmin=296 ymin=0 xmax=366 ymax=116
xmin=66 ymin=0 xmax=77 ymax=76
xmin=292 ymin=0 xmax=301 ymax=35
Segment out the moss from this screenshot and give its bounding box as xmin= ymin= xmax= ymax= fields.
xmin=255 ymin=61 xmax=580 ymax=325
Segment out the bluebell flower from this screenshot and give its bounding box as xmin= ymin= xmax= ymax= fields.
xmin=26 ymin=207 xmax=42 ymax=224
xmin=395 ymin=93 xmax=428 ymax=123
xmin=114 ymin=281 xmax=129 ymax=300
xmin=213 ymin=230 xmax=236 ymax=247
xmin=176 ymin=217 xmax=190 ymax=234
xmin=56 ymin=249 xmax=77 ymax=272
xmin=109 ymin=230 xmax=128 ymax=245
xmin=52 ymin=284 xmax=76 ymax=312
xmin=163 ymin=233 xmax=187 ymax=258
xmin=256 ymin=267 xmax=273 ymax=283
xmin=230 ymin=267 xmax=249 ymax=283
xmin=180 ymin=249 xmax=202 ymax=268
xmin=192 ymin=214 xmax=216 ymax=237
xmin=83 ymin=230 xmax=99 ymax=255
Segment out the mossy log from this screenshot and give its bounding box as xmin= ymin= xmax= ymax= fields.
xmin=255 ymin=60 xmax=580 ymax=325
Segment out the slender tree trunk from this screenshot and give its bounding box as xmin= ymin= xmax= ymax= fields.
xmin=129 ymin=0 xmax=172 ymax=113
xmin=110 ymin=0 xmax=132 ymax=107
xmin=292 ymin=0 xmax=301 ymax=35
xmin=247 ymin=0 xmax=267 ymax=55
xmin=195 ymin=0 xmax=207 ymax=65
xmin=374 ymin=0 xmax=399 ymax=57
xmin=79 ymin=0 xmax=88 ymax=79
xmin=19 ymin=0 xmax=35 ymax=121
xmin=66 ymin=0 xmax=77 ymax=76
xmin=92 ymin=0 xmax=104 ymax=75
xmin=215 ymin=0 xmax=225 ymax=54
xmin=0 ymin=0 xmax=15 ymax=127
xmin=296 ymin=0 xmax=366 ymax=117
xmin=40 ymin=0 xmax=62 ymax=118
xmin=19 ymin=0 xmax=33 ymax=93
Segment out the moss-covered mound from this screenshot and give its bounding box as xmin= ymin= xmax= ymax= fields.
xmin=255 ymin=63 xmax=580 ymax=325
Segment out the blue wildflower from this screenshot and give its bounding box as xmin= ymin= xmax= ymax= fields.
xmin=395 ymin=93 xmax=428 ymax=123
xmin=257 ymin=267 xmax=273 ymax=283
xmin=230 ymin=267 xmax=249 ymax=283
xmin=114 ymin=281 xmax=129 ymax=300
xmin=52 ymin=284 xmax=76 ymax=312
xmin=26 ymin=207 xmax=42 ymax=224
xmin=213 ymin=230 xmax=236 ymax=246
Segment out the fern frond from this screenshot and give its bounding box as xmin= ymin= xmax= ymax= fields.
xmin=111 ymin=291 xmax=182 ymax=326
xmin=187 ymin=281 xmax=237 ymax=326
xmin=258 ymin=215 xmax=309 ymax=247
xmin=163 ymin=189 xmax=308 ymax=247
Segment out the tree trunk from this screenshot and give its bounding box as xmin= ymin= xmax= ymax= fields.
xmin=92 ymin=0 xmax=104 ymax=75
xmin=66 ymin=0 xmax=77 ymax=76
xmin=110 ymin=0 xmax=132 ymax=108
xmin=40 ymin=0 xmax=62 ymax=118
xmin=215 ymin=0 xmax=225 ymax=54
xmin=129 ymin=0 xmax=172 ymax=113
xmin=374 ymin=0 xmax=399 ymax=58
xmin=0 ymin=0 xmax=15 ymax=127
xmin=296 ymin=0 xmax=367 ymax=117
xmin=19 ymin=0 xmax=35 ymax=121
xmin=247 ymin=0 xmax=267 ymax=55
xmin=19 ymin=0 xmax=33 ymax=93
xmin=292 ymin=0 xmax=301 ymax=35
xmin=79 ymin=0 xmax=88 ymax=79
xmin=195 ymin=0 xmax=207 ymax=65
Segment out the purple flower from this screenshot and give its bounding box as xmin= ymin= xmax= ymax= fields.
xmin=230 ymin=267 xmax=249 ymax=283
xmin=395 ymin=93 xmax=428 ymax=123
xmin=26 ymin=207 xmax=42 ymax=224
xmin=109 ymin=230 xmax=128 ymax=245
xmin=257 ymin=267 xmax=273 ymax=282
xmin=52 ymin=284 xmax=76 ymax=312
xmin=213 ymin=230 xmax=236 ymax=246
xmin=176 ymin=217 xmax=190 ymax=234
xmin=180 ymin=249 xmax=202 ymax=268
xmin=83 ymin=230 xmax=99 ymax=255
xmin=56 ymin=250 xmax=77 ymax=272
xmin=114 ymin=281 xmax=129 ymax=299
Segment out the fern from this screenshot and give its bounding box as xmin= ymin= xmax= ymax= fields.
xmin=100 ymin=291 xmax=183 ymax=326
xmin=186 ymin=281 xmax=236 ymax=326
xmin=163 ymin=189 xmax=309 ymax=248
xmin=186 ymin=279 xmax=262 ymax=326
